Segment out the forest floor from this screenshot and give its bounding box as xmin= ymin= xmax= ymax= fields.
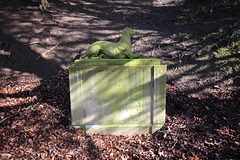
xmin=0 ymin=0 xmax=239 ymax=159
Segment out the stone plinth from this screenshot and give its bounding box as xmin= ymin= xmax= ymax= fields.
xmin=69 ymin=59 xmax=166 ymax=135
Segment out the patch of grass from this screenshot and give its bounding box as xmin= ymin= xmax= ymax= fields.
xmin=195 ymin=21 xmax=240 ymax=84
xmin=177 ymin=32 xmax=192 ymax=42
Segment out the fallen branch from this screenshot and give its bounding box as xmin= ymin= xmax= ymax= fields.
xmin=35 ymin=42 xmax=59 ymax=61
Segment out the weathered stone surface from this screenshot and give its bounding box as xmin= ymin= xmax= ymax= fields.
xmin=69 ymin=59 xmax=166 ymax=135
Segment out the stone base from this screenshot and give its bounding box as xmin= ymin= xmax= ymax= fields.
xmin=73 ymin=124 xmax=164 ymax=135
xmin=69 ymin=59 xmax=167 ymax=135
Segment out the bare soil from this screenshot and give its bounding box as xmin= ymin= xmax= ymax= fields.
xmin=1 ymin=0 xmax=239 ymax=96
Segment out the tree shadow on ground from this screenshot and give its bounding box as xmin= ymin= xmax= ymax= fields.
xmin=1 ymin=0 xmax=187 ymax=78
xmin=0 ymin=0 xmax=239 ymax=93
xmin=0 ymin=31 xmax=64 ymax=78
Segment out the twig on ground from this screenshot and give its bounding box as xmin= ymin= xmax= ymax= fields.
xmin=24 ymin=41 xmax=41 ymax=45
xmin=151 ymin=46 xmax=155 ymax=57
xmin=210 ymin=0 xmax=219 ymax=13
xmin=173 ymin=53 xmax=184 ymax=73
xmin=192 ymin=41 xmax=211 ymax=59
xmin=8 ymin=45 xmax=15 ymax=61
xmin=38 ymin=14 xmax=45 ymax=22
xmin=0 ymin=107 xmax=35 ymax=124
xmin=35 ymin=42 xmax=59 ymax=61
xmin=0 ymin=113 xmax=19 ymax=124
xmin=192 ymin=9 xmax=200 ymax=19
xmin=38 ymin=12 xmax=55 ymax=22
xmin=172 ymin=140 xmax=178 ymax=149
xmin=1 ymin=43 xmax=15 ymax=61
xmin=2 ymin=43 xmax=8 ymax=52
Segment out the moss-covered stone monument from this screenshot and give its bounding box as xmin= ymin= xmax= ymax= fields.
xmin=69 ymin=59 xmax=166 ymax=135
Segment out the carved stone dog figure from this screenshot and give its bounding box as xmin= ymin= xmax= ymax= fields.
xmin=80 ymin=27 xmax=140 ymax=59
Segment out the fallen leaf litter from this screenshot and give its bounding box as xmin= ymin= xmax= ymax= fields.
xmin=0 ymin=70 xmax=239 ymax=159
